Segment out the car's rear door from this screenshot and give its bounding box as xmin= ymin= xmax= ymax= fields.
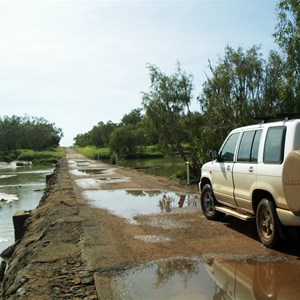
xmin=232 ymin=130 xmax=262 ymax=211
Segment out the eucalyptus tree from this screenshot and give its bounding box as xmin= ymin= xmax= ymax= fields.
xmin=109 ymin=124 xmax=145 ymax=158
xmin=120 ymin=108 xmax=143 ymax=126
xmin=142 ymin=63 xmax=202 ymax=174
xmin=199 ymin=46 xmax=284 ymax=155
xmin=274 ymin=0 xmax=300 ymax=111
xmin=0 ymin=115 xmax=63 ymax=151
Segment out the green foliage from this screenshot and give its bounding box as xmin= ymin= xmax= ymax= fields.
xmin=120 ymin=108 xmax=143 ymax=126
xmin=199 ymin=45 xmax=285 ymax=158
xmin=110 ymin=125 xmax=146 ymax=158
xmin=74 ymin=121 xmax=117 ymax=147
xmin=9 ymin=147 xmax=66 ymax=165
xmin=142 ymin=63 xmax=202 ymax=174
xmin=0 ymin=115 xmax=63 ymax=152
xmin=274 ymin=0 xmax=300 ymax=112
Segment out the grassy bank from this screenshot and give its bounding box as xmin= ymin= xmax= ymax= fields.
xmin=72 ymin=146 xmax=163 ymax=161
xmin=0 ymin=147 xmax=66 ymax=165
xmin=72 ymin=146 xmax=111 ymax=160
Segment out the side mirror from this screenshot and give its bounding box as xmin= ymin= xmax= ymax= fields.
xmin=210 ymin=150 xmax=219 ymax=160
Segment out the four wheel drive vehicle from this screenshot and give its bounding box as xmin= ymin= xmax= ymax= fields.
xmin=199 ymin=117 xmax=300 ymax=248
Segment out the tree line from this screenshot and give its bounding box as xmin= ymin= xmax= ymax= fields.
xmin=0 ymin=115 xmax=63 ymax=152
xmin=74 ymin=0 xmax=299 ymax=175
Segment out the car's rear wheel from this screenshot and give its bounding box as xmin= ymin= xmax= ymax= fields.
xmin=201 ymin=184 xmax=225 ymax=220
xmin=256 ymin=198 xmax=281 ymax=248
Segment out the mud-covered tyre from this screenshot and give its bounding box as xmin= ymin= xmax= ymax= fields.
xmin=201 ymin=184 xmax=224 ymax=221
xmin=256 ymin=198 xmax=281 ymax=248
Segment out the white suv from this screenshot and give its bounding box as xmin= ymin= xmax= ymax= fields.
xmin=199 ymin=117 xmax=300 ymax=248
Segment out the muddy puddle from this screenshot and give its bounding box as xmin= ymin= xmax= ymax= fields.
xmin=111 ymin=256 xmax=300 ymax=300
xmin=70 ymin=167 xmax=116 ymax=178
xmin=82 ymin=190 xmax=200 ymax=218
xmin=75 ymin=177 xmax=130 ymax=189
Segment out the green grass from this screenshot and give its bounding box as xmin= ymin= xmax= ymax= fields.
xmin=72 ymin=146 xmax=111 ymax=160
xmin=73 ymin=145 xmax=164 ymax=161
xmin=15 ymin=147 xmax=66 ymax=165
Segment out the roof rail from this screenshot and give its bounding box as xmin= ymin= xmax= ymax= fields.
xmin=252 ymin=113 xmax=300 ymax=123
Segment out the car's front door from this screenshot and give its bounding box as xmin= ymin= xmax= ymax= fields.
xmin=212 ymin=132 xmax=240 ymax=206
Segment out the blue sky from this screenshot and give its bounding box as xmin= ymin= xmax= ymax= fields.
xmin=0 ymin=0 xmax=278 ymax=146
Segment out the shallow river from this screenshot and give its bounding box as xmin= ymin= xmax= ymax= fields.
xmin=0 ymin=164 xmax=53 ymax=255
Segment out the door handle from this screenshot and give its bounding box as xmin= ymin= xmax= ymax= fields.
xmin=227 ymin=166 xmax=231 ymax=171
xmin=249 ymin=166 xmax=254 ymax=173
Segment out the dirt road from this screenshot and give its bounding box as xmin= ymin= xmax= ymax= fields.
xmin=2 ymin=149 xmax=300 ymax=299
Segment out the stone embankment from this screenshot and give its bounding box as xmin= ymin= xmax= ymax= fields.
xmin=1 ymin=158 xmax=98 ymax=299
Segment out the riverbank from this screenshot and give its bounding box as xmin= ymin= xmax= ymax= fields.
xmin=2 ymin=149 xmax=300 ymax=299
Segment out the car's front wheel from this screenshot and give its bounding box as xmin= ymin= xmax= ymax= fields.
xmin=256 ymin=198 xmax=281 ymax=248
xmin=201 ymin=184 xmax=224 ymax=221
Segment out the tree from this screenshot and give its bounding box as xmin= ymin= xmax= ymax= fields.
xmin=142 ymin=63 xmax=201 ymax=174
xmin=110 ymin=125 xmax=145 ymax=158
xmin=0 ymin=115 xmax=63 ymax=151
xmin=274 ymin=0 xmax=300 ymax=111
xmin=73 ymin=132 xmax=91 ymax=147
xmin=121 ymin=108 xmax=143 ymax=126
xmin=199 ymin=46 xmax=284 ymax=155
xmin=74 ymin=121 xmax=117 ymax=148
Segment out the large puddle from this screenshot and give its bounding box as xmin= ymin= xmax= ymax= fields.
xmin=82 ymin=190 xmax=200 ymax=218
xmin=112 ymin=257 xmax=300 ymax=300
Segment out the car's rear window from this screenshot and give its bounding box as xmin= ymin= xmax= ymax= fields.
xmin=263 ymin=126 xmax=286 ymax=164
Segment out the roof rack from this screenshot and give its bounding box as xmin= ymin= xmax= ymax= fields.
xmin=252 ymin=113 xmax=300 ymax=123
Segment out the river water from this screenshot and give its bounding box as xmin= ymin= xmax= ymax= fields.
xmin=0 ymin=164 xmax=53 ymax=255
xmin=117 ymin=157 xmax=187 ymax=178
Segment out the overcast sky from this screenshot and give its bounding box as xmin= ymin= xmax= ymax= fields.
xmin=0 ymin=0 xmax=278 ymax=146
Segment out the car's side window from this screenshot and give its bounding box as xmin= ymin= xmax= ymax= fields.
xmin=263 ymin=126 xmax=286 ymax=164
xmin=237 ymin=130 xmax=262 ymax=163
xmin=237 ymin=131 xmax=255 ymax=162
xmin=251 ymin=130 xmax=262 ymax=162
xmin=220 ymin=132 xmax=240 ymax=162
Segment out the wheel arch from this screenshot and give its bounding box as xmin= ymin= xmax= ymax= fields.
xmin=200 ymin=177 xmax=211 ymax=191
xmin=252 ymin=189 xmax=276 ymax=214
xmin=253 ymin=189 xmax=286 ymax=243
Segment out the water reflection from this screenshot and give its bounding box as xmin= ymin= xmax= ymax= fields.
xmin=79 ymin=168 xmax=106 ymax=175
xmin=118 ymin=157 xmax=186 ymax=178
xmin=118 ymin=258 xmax=215 ymax=299
xmin=119 ymin=257 xmax=300 ymax=300
xmin=158 ymin=194 xmax=173 ymax=212
xmin=154 ymin=258 xmax=199 ymax=289
xmin=82 ymin=190 xmax=200 ymax=218
xmin=126 ymin=190 xmax=162 ymax=197
xmin=205 ymin=258 xmax=300 ymax=299
xmin=0 ymin=165 xmax=53 ymax=254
